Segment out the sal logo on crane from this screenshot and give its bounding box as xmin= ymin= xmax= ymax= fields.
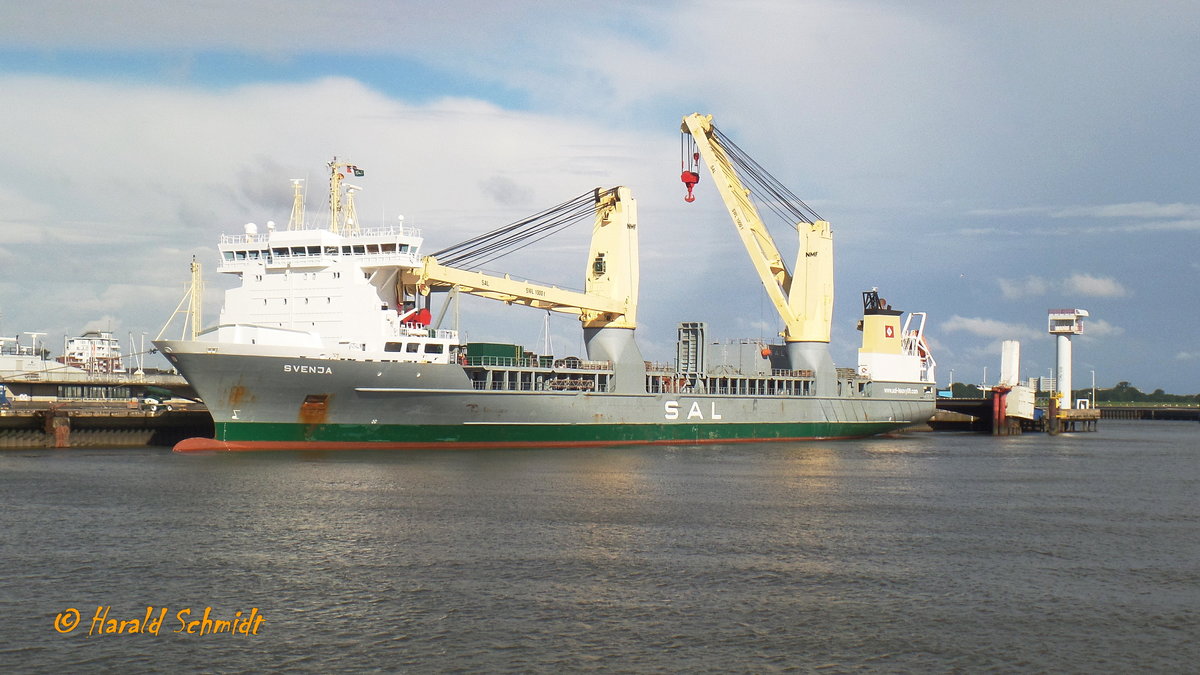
xmin=885 ymin=326 xmax=895 ymax=339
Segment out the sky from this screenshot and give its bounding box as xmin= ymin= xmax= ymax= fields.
xmin=1 ymin=0 xmax=1197 ymax=393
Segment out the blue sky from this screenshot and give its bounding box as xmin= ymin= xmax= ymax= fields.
xmin=1 ymin=0 xmax=1197 ymax=393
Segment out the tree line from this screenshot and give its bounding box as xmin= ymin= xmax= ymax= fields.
xmin=1081 ymin=381 xmax=1200 ymax=405
xmin=946 ymin=381 xmax=1199 ymax=404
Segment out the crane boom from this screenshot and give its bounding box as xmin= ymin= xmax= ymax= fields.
xmin=680 ymin=113 xmax=833 ymax=344
xmin=416 ymin=186 xmax=638 ymax=330
xmin=417 ymin=258 xmax=625 ymax=316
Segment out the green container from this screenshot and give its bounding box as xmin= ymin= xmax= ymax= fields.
xmin=464 ymin=343 xmax=527 ymax=366
xmin=466 ymin=343 xmax=523 ymax=359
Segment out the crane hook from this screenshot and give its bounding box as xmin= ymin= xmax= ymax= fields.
xmin=681 ymin=170 xmax=699 ymax=203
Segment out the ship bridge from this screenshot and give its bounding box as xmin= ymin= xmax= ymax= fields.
xmin=217 ymin=224 xmax=423 ymax=272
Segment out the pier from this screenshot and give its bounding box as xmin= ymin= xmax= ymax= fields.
xmin=0 ymin=401 xmax=213 ymax=448
xmin=933 ymin=395 xmax=1035 ymax=435
xmin=0 ymin=371 xmax=212 ymax=448
xmin=931 ymin=395 xmax=1200 ymax=433
xmin=1047 ymin=402 xmax=1101 ymax=433
xmin=932 ymin=390 xmax=1102 ymax=434
xmin=1098 ymin=406 xmax=1200 ymax=422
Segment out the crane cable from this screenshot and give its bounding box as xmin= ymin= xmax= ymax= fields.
xmin=431 ymin=188 xmax=610 ymax=270
xmin=711 ymin=127 xmax=824 ymax=227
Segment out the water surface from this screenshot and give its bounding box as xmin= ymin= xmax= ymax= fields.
xmin=2 ymin=422 xmax=1196 ymax=672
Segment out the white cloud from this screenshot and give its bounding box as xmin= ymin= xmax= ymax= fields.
xmin=965 ymin=202 xmax=1200 ymax=237
xmin=0 ymin=1 xmax=544 ymax=53
xmin=998 ymin=275 xmax=1049 ymax=300
xmin=0 ymin=75 xmax=671 ymax=239
xmin=81 ymin=315 xmax=124 ymax=334
xmin=1064 ymin=273 xmax=1129 ymax=298
xmin=996 ymin=273 xmax=1128 ymax=299
xmin=940 ymin=315 xmax=1039 ymax=340
xmin=1176 ymin=352 xmax=1199 ymax=361
xmin=0 ymin=73 xmax=719 ymax=358
xmin=966 ymin=206 xmax=1053 ymax=217
xmin=1068 ymin=219 xmax=1200 ymax=235
xmin=954 ymin=226 xmax=1021 ymax=237
xmin=1080 ymin=318 xmax=1123 ymax=338
xmin=1051 ymin=202 xmax=1200 ymax=219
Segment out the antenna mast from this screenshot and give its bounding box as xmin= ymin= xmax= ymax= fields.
xmin=343 ymin=184 xmax=363 ymax=234
xmin=156 ymin=256 xmax=204 ymax=341
xmin=287 ymin=179 xmax=305 ymax=230
xmin=188 ymin=257 xmax=203 ymax=339
xmin=327 ymin=157 xmax=364 ymax=233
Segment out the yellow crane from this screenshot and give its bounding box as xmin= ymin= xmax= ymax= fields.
xmin=411 ymin=186 xmax=639 ymax=331
xmin=407 ymin=185 xmax=645 ymax=391
xmin=680 ymin=113 xmax=836 ymax=391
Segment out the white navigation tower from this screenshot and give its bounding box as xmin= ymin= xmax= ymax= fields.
xmin=1048 ymin=308 xmax=1088 ymax=409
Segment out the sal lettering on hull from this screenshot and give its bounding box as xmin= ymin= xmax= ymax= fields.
xmin=663 ymin=400 xmax=722 ymax=420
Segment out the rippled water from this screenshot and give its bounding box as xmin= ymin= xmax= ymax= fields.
xmin=2 ymin=421 xmax=1197 ymax=672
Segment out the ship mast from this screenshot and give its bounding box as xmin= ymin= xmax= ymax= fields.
xmin=188 ymin=257 xmax=203 ymax=339
xmin=327 ymin=157 xmax=364 ymax=233
xmin=156 ymin=256 xmax=204 ymax=341
xmin=342 ymin=184 xmax=362 ymax=234
xmin=287 ymin=179 xmax=305 ymax=230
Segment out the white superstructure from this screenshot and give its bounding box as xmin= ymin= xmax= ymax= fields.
xmin=196 ymin=159 xmax=459 ymax=364
xmin=855 ymin=290 xmax=936 ymax=386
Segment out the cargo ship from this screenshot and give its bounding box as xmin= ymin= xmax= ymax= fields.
xmin=156 ymin=114 xmax=937 ymax=452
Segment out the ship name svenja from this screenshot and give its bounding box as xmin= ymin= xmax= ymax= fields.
xmin=284 ymin=364 xmax=334 ymax=375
